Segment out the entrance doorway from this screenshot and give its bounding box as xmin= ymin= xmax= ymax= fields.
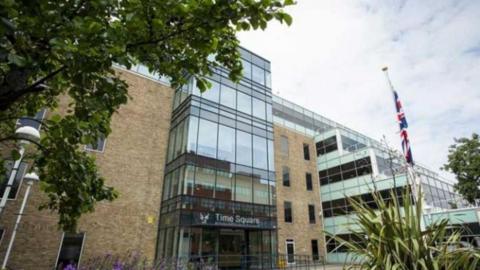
xmin=218 ymin=229 xmax=245 ymax=269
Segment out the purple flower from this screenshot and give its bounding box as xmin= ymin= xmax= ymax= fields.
xmin=64 ymin=264 xmax=76 ymax=270
xmin=113 ymin=260 xmax=123 ymax=270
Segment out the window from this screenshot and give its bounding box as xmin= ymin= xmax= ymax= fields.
xmin=252 ymin=65 xmax=265 ymax=85
xmin=197 ymin=119 xmax=218 ymax=158
xmin=319 ymin=157 xmax=372 ymax=186
xmin=0 ymin=161 xmax=27 ymax=199
xmin=252 ymin=98 xmax=266 ymax=120
xmin=303 ymin=143 xmax=310 ymax=160
xmin=235 ymin=172 xmax=252 ymax=203
xmin=284 ymin=201 xmax=292 ymax=223
xmin=241 ymin=59 xmax=252 ymax=80
xmin=316 ymin=136 xmax=337 ymax=156
xmin=268 ymin=140 xmax=275 ymax=171
xmin=237 ymin=91 xmax=252 ymax=115
xmin=311 ymin=240 xmax=320 ymax=261
xmin=282 ymin=166 xmax=290 ymax=187
xmin=194 ymin=167 xmax=215 ymax=198
xmin=306 ymin=173 xmax=313 ymax=191
xmin=308 ymin=204 xmax=316 ymax=224
xmin=187 ymin=117 xmax=199 ymax=154
xmin=17 ymin=109 xmax=46 ymax=130
xmin=85 ymin=135 xmax=106 ymax=152
xmin=220 ymin=85 xmax=236 ymax=109
xmin=217 ymin=125 xmax=235 ymax=162
xmin=253 ymin=136 xmax=268 ymax=170
xmin=280 ymin=136 xmax=289 ymax=156
xmin=236 ymin=130 xmax=252 ymax=166
xmin=200 ymin=80 xmax=220 ymax=103
xmin=216 ymin=170 xmax=233 ymax=201
xmin=253 ymin=177 xmax=269 ymax=205
xmin=56 ymin=232 xmax=85 ymax=269
xmin=286 ymin=239 xmax=295 ymax=263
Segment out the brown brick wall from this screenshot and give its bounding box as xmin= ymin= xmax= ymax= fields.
xmin=0 ymin=69 xmax=174 ymax=269
xmin=273 ymin=125 xmax=325 ymax=259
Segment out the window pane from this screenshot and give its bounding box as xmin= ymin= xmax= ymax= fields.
xmin=309 ymin=205 xmax=316 ymax=224
xmin=303 ymin=143 xmax=310 ymax=160
xmin=184 ymin=165 xmax=195 ymax=195
xmin=86 ymin=135 xmax=106 ymax=152
xmin=282 ymin=166 xmax=290 ymax=187
xmin=252 ymin=65 xmax=265 ymax=85
xmin=266 ymin=103 xmax=273 ymax=122
xmin=201 ymin=80 xmax=220 ymax=103
xmin=253 ymin=177 xmax=269 ymax=205
xmin=284 ymin=201 xmax=292 ymax=223
xmin=252 ymin=98 xmax=266 ymax=120
xmin=253 ymin=135 xmax=268 ymax=170
xmin=268 ymin=181 xmax=276 ymax=205
xmin=162 ymin=174 xmax=171 ymax=200
xmin=235 ymin=173 xmax=252 ymax=203
xmin=170 ymin=169 xmax=180 ymax=198
xmin=311 ymin=240 xmax=319 ymax=261
xmin=268 ymin=140 xmax=275 ymax=171
xmin=236 ymin=130 xmax=252 ymax=166
xmin=237 ymin=92 xmax=252 ymax=115
xmin=216 ymin=170 xmax=233 ymax=201
xmin=1 ymin=161 xmax=27 ymax=199
xmin=286 ymin=241 xmax=295 ymax=263
xmin=265 ymin=71 xmax=271 ymax=88
xmin=306 ymin=173 xmax=313 ymax=191
xmin=197 ymin=119 xmax=218 ymax=158
xmin=17 ymin=109 xmax=46 ymax=130
xmin=187 ymin=117 xmax=199 ymax=154
xmin=220 ymin=85 xmax=236 ymax=109
xmin=174 ymin=120 xmax=186 ymax=157
xmin=242 ymin=59 xmax=252 ymax=80
xmin=217 ymin=125 xmax=236 ymax=163
xmin=167 ymin=128 xmax=176 ymax=162
xmin=56 ymin=233 xmax=85 ymax=268
xmin=194 ymin=167 xmax=215 ymax=198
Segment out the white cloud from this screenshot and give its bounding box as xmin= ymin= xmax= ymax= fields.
xmin=239 ymin=0 xmax=480 ymax=181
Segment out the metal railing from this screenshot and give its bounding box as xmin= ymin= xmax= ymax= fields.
xmin=156 ymin=254 xmax=326 ymax=270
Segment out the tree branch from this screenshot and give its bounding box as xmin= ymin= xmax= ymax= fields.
xmin=0 ymin=66 xmax=65 ymax=111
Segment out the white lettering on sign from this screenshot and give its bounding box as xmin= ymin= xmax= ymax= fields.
xmin=210 ymin=213 xmax=260 ymax=225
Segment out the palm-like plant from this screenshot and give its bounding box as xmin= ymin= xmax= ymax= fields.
xmin=331 ymin=187 xmax=480 ymax=270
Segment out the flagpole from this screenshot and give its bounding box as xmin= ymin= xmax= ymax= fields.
xmin=381 ymin=66 xmax=419 ymax=204
xmin=382 ymin=67 xmax=395 ymax=93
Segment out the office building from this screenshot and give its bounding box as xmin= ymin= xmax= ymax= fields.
xmin=0 ymin=47 xmax=473 ymax=269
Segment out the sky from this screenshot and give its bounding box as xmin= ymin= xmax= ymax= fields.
xmin=238 ymin=0 xmax=480 ymax=181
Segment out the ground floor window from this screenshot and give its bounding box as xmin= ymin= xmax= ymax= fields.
xmin=311 ymin=239 xmax=319 ymax=261
xmin=286 ymin=239 xmax=295 ymax=264
xmin=157 ymin=227 xmax=276 ymax=269
xmin=55 ymin=232 xmax=85 ymax=270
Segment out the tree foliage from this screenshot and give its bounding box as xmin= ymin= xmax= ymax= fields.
xmin=331 ymin=188 xmax=480 ymax=270
xmin=443 ymin=133 xmax=480 ymax=204
xmin=0 ymin=0 xmax=294 ymax=231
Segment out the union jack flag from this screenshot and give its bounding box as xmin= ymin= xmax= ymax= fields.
xmin=393 ymin=90 xmax=414 ymax=165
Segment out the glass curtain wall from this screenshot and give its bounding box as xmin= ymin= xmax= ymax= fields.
xmin=158 ymin=48 xmax=277 ymax=263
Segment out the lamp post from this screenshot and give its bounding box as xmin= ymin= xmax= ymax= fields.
xmin=1 ymin=172 xmax=40 ymax=269
xmin=0 ymin=126 xmax=40 ymax=216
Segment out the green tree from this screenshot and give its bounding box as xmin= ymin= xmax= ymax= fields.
xmin=443 ymin=133 xmax=480 ymax=204
xmin=0 ymin=0 xmax=294 ymax=231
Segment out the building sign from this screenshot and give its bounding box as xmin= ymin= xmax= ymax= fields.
xmin=195 ymin=212 xmax=261 ymax=227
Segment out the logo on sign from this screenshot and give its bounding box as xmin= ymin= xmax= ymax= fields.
xmin=200 ymin=213 xmax=210 ymax=224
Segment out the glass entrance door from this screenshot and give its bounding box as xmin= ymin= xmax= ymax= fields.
xmin=218 ymin=229 xmax=245 ymax=269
